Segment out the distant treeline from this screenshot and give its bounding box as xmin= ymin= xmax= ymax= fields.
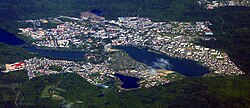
xmin=0 ymin=0 xmax=207 ymax=46
xmin=0 ymin=0 xmax=250 ymax=74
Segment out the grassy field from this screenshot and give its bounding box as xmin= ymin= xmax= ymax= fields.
xmin=49 ymin=65 xmax=63 ymax=72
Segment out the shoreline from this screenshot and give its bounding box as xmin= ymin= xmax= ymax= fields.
xmin=114 ymin=73 xmax=142 ymax=91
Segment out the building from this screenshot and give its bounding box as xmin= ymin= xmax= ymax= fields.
xmin=204 ymin=29 xmax=214 ymax=35
xmin=5 ymin=62 xmax=25 ymax=72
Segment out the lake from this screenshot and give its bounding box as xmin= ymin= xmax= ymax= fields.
xmin=114 ymin=73 xmax=140 ymax=89
xmin=116 ymin=46 xmax=210 ymax=77
xmin=90 ymin=9 xmax=102 ymax=16
xmin=24 ymin=46 xmax=86 ymax=61
xmin=0 ymin=29 xmax=25 ymax=45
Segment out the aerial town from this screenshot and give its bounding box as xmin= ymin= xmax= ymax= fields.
xmin=23 ymin=57 xmax=173 ymax=89
xmin=3 ymin=11 xmax=244 ymax=90
xmin=198 ymin=0 xmax=250 ymax=9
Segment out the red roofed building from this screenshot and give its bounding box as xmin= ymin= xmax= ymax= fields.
xmin=204 ymin=29 xmax=213 ymax=35
xmin=5 ymin=62 xmax=25 ymax=72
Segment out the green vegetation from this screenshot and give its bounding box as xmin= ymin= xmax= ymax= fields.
xmin=197 ymin=7 xmax=250 ymax=74
xmin=0 ymin=70 xmax=28 ymax=108
xmin=18 ymin=73 xmax=106 ymax=107
xmin=0 ymin=0 xmax=249 ymax=75
xmin=124 ymin=76 xmax=250 ymax=108
xmin=49 ymin=65 xmax=63 ymax=72
xmin=0 ymin=0 xmax=205 ymax=42
xmin=1 ymin=71 xmax=250 ymax=107
xmin=0 ymin=1 xmax=250 ymax=107
xmin=108 ymin=51 xmax=147 ymax=71
xmin=41 ymin=21 xmax=59 ymax=29
xmin=164 ymin=72 xmax=185 ymax=81
xmin=0 ymin=43 xmax=33 ymax=64
xmin=41 ymin=85 xmax=53 ymax=98
xmin=0 ymin=0 xmax=249 ymax=74
xmin=0 ymin=0 xmax=204 ymax=22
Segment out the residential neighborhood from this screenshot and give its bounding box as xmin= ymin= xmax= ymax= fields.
xmin=197 ymin=0 xmax=250 ymax=9
xmin=23 ymin=57 xmax=174 ymax=89
xmin=13 ymin=15 xmax=245 ymax=89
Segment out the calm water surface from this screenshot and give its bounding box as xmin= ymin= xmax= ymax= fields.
xmin=116 ymin=46 xmax=210 ymax=77
xmin=0 ymin=29 xmax=25 ymax=45
xmin=114 ymin=73 xmax=140 ymax=89
xmin=25 ymin=47 xmax=86 ymax=61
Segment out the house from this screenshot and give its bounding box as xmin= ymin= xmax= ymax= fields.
xmin=204 ymin=29 xmax=213 ymax=35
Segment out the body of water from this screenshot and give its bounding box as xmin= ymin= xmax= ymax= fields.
xmin=114 ymin=73 xmax=140 ymax=89
xmin=0 ymin=29 xmax=25 ymax=45
xmin=90 ymin=9 xmax=102 ymax=16
xmin=25 ymin=47 xmax=86 ymax=61
xmin=116 ymin=46 xmax=210 ymax=77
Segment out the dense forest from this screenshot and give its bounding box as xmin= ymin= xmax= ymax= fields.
xmin=0 ymin=0 xmax=205 ymax=32
xmin=0 ymin=1 xmax=250 ymax=107
xmin=0 ymin=43 xmax=33 ymax=64
xmin=197 ymin=7 xmax=250 ymax=74
xmin=0 ymin=72 xmax=250 ymax=107
xmin=0 ymin=70 xmax=28 ymax=107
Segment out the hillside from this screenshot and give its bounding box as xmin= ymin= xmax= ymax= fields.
xmin=0 ymin=70 xmax=28 ymax=108
xmin=0 ymin=0 xmax=205 ymax=33
xmin=0 ymin=43 xmax=33 ymax=64
xmin=0 ymin=2 xmax=250 ymax=107
xmin=197 ymin=7 xmax=250 ymax=74
xmin=1 ymin=71 xmax=249 ymax=108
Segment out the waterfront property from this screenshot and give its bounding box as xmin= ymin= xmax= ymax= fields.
xmin=4 ymin=15 xmax=244 ymax=90
xmin=116 ymin=46 xmax=210 ymax=77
